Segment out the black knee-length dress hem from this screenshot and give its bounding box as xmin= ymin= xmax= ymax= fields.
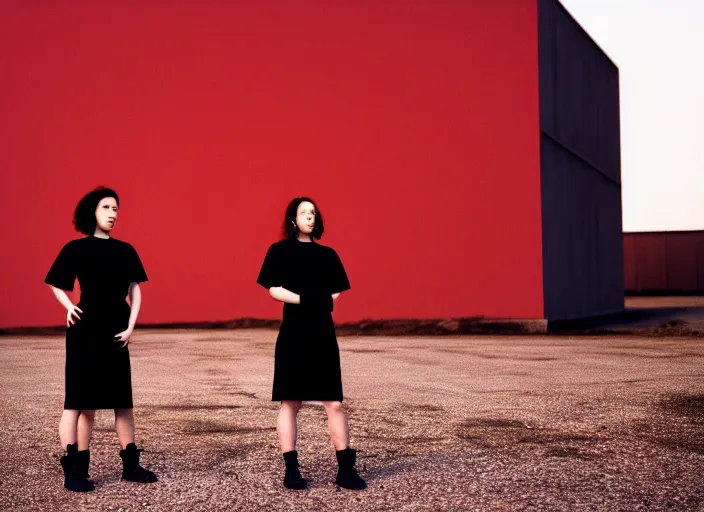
xmin=45 ymin=236 xmax=148 ymax=410
xmin=257 ymin=238 xmax=350 ymax=402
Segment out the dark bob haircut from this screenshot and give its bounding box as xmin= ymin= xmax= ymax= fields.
xmin=282 ymin=196 xmax=325 ymax=240
xmin=73 ymin=186 xmax=120 ymax=235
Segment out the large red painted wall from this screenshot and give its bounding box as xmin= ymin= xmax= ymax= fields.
xmin=0 ymin=1 xmax=543 ymax=328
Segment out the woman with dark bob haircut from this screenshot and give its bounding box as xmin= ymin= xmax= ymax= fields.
xmin=257 ymin=197 xmax=366 ymax=491
xmin=45 ymin=186 xmax=157 ymax=492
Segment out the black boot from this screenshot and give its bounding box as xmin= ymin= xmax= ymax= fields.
xmin=282 ymin=450 xmax=307 ymax=490
xmin=119 ymin=443 xmax=158 ymax=483
xmin=60 ymin=443 xmax=95 ymax=492
xmin=75 ymin=448 xmax=92 ymax=482
xmin=335 ymin=448 xmax=366 ymax=490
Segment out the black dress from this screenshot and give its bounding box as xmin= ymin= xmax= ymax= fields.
xmin=257 ymin=238 xmax=351 ymax=402
xmin=45 ymin=236 xmax=148 ymax=410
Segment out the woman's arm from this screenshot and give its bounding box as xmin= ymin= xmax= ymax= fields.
xmin=49 ymin=285 xmax=82 ymax=326
xmin=115 ymin=282 xmax=142 ymax=347
xmin=126 ymin=282 xmax=142 ymax=330
xmin=269 ymin=286 xmax=300 ymax=304
xmin=270 ymin=287 xmax=341 ymax=308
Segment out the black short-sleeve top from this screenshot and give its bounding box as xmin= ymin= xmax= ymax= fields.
xmin=257 ymin=239 xmax=350 ymax=295
xmin=45 ymin=236 xmax=148 ymax=302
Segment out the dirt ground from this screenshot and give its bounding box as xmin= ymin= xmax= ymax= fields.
xmin=1 ymin=328 xmax=703 ymax=511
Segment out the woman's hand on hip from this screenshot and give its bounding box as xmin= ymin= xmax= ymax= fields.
xmin=66 ymin=305 xmax=83 ymax=327
xmin=114 ymin=328 xmax=134 ymax=349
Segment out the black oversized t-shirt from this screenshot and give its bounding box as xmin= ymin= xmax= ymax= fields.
xmin=45 ymin=236 xmax=148 ymax=303
xmin=257 ymin=238 xmax=350 ymax=296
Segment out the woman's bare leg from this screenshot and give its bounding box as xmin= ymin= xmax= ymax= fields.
xmin=59 ymin=410 xmax=81 ymax=450
xmin=322 ymin=401 xmax=349 ymax=450
xmin=77 ymin=410 xmax=96 ymax=451
xmin=114 ymin=408 xmax=135 ymax=449
xmin=278 ymin=400 xmax=302 ymax=452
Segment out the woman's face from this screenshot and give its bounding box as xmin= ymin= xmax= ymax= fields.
xmin=295 ymin=201 xmax=316 ymax=235
xmin=95 ymin=197 xmax=118 ymax=232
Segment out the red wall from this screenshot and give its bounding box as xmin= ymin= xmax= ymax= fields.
xmin=0 ymin=1 xmax=543 ymax=328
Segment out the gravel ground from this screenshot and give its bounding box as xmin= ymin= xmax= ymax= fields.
xmin=1 ymin=329 xmax=703 ymax=511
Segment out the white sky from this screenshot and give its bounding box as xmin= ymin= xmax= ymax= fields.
xmin=559 ymin=0 xmax=703 ymax=232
